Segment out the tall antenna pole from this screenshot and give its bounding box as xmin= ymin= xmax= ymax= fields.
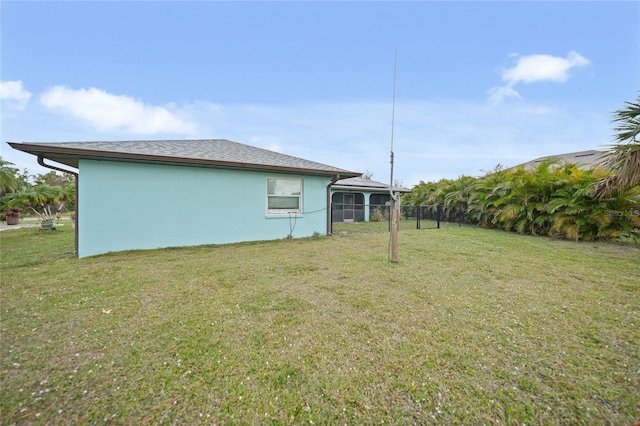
xmin=389 ymin=48 xmax=400 ymax=263
xmin=389 ymin=48 xmax=397 ymax=199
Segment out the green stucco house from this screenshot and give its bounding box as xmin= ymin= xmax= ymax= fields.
xmin=9 ymin=139 xmax=359 ymax=257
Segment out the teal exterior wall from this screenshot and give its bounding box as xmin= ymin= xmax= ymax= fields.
xmin=78 ymin=159 xmax=331 ymax=257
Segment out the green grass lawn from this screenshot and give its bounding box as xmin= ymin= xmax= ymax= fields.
xmin=1 ymin=225 xmax=638 ymax=425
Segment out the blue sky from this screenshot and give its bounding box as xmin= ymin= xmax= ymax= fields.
xmin=1 ymin=1 xmax=639 ymax=186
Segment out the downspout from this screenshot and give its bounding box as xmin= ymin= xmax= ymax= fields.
xmin=37 ymin=156 xmax=79 ymax=256
xmin=327 ymin=174 xmax=341 ymax=236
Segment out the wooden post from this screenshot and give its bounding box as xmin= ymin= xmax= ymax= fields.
xmin=390 ymin=196 xmax=399 ymax=262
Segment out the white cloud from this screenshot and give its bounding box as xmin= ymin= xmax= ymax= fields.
xmin=488 ymin=51 xmax=590 ymax=104
xmin=0 ymin=80 xmax=32 ymax=110
xmin=39 ymin=86 xmax=198 ymax=135
xmin=502 ymin=51 xmax=590 ymax=85
xmin=487 ymin=85 xmax=522 ymax=105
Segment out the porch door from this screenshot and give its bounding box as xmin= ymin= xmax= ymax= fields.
xmin=344 ymin=194 xmax=355 ymax=222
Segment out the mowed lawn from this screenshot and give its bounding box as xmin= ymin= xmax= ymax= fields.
xmin=1 ymin=224 xmax=638 ymax=425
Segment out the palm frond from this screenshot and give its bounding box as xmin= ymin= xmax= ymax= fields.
xmin=593 ymin=93 xmax=640 ymax=199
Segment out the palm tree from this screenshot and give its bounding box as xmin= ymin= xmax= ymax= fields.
xmin=468 ymin=168 xmax=506 ymax=227
xmin=593 ymin=94 xmax=640 ymax=198
xmin=0 ymin=158 xmax=20 ymax=194
xmin=547 ymin=172 xmax=608 ymax=242
xmin=6 ymin=185 xmax=68 ymax=222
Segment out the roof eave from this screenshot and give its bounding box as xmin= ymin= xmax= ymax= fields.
xmin=332 ymin=185 xmax=410 ymax=193
xmin=8 ymin=142 xmax=360 ymax=178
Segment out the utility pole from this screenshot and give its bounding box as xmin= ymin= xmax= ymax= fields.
xmin=389 ymin=48 xmax=399 ymax=263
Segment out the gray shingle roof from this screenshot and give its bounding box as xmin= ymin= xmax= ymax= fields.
xmin=8 ymin=139 xmax=360 ymax=178
xmin=332 ymin=176 xmax=410 ymax=193
xmin=518 ymin=150 xmax=606 ymax=171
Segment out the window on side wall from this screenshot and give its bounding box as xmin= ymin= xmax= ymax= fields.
xmin=267 ymin=177 xmax=302 ymax=214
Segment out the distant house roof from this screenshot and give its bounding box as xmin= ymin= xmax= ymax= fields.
xmin=332 ymin=176 xmax=410 ymax=193
xmin=518 ymin=150 xmax=607 ymax=171
xmin=8 ymin=139 xmax=361 ymax=178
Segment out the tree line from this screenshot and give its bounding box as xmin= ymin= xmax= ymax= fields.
xmin=402 ymin=95 xmax=640 ymax=242
xmin=1 ymin=161 xmax=76 ymax=223
xmin=402 ymin=161 xmax=639 ymax=242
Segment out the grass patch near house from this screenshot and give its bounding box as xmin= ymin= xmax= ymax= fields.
xmin=1 ymin=226 xmax=639 ymax=425
xmin=332 ymin=218 xmax=440 ymax=234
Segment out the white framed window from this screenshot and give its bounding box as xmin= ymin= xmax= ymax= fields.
xmin=267 ymin=177 xmax=302 ymax=214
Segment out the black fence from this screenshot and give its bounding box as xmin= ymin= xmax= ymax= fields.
xmin=331 ymin=203 xmax=468 ymax=230
xmin=405 ymin=204 xmax=468 ymax=229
